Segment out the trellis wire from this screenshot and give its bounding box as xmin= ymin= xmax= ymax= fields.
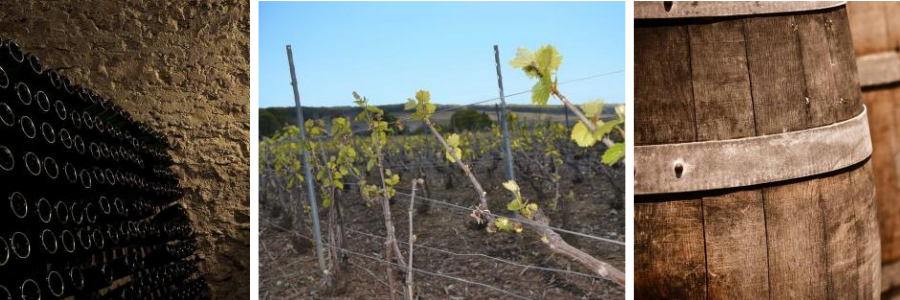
xmin=396 ymin=69 xmax=626 ymax=124
xmin=270 ymin=69 xmax=625 ymax=143
xmin=343 ymin=227 xmax=615 ymax=283
xmin=380 ymin=160 xmax=497 ymax=171
xmin=337 ymin=181 xmax=624 ymax=247
xmin=260 ymin=220 xmax=535 ymax=300
xmin=314 ymin=236 xmax=536 ymax=300
xmin=260 ymin=218 xmax=615 ymax=288
xmin=264 ymin=65 xmax=624 ymax=295
xmin=390 ymin=189 xmax=626 ymax=247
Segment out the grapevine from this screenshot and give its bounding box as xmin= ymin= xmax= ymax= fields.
xmin=509 ymin=45 xmax=626 ymax=165
xmin=260 ymin=45 xmax=626 ymax=298
xmin=405 ymin=88 xmax=625 ymax=285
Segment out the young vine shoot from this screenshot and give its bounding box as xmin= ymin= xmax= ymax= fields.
xmin=261 ymin=45 xmax=625 ymax=299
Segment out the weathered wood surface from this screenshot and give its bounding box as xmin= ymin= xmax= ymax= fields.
xmin=635 ymin=1 xmax=846 ymax=20
xmin=636 ymin=4 xmax=880 ymax=299
xmin=856 ymin=52 xmax=900 ymax=88
xmin=847 ymin=2 xmax=900 ymax=56
xmin=864 ymin=88 xmax=900 ymax=265
xmin=634 ymin=109 xmax=871 ymax=194
xmin=848 ymin=3 xmax=900 ymax=293
xmin=884 ymin=259 xmax=900 ymax=294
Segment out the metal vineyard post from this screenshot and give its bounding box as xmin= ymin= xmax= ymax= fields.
xmin=285 ymin=44 xmax=326 ymax=275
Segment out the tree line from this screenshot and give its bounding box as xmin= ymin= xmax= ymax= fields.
xmin=259 ymin=103 xmax=618 ymax=138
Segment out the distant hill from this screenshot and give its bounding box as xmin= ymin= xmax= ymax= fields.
xmin=259 ymin=103 xmax=619 ymax=138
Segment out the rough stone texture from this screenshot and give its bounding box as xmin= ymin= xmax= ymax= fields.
xmin=0 ymin=1 xmax=250 ymax=299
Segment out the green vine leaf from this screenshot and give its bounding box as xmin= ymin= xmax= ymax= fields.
xmin=493 ymin=217 xmax=523 ymax=233
xmin=535 ymin=45 xmax=563 ymax=74
xmin=510 ymin=45 xmax=563 ymax=106
xmin=582 ymin=99 xmax=605 ymax=119
xmin=502 ymin=180 xmax=519 ymax=193
xmin=447 ymin=134 xmax=460 ymax=147
xmin=322 ymin=194 xmax=332 ymax=208
xmin=446 ymin=148 xmax=461 ymax=163
xmin=507 ymin=200 xmax=524 ymax=212
xmin=531 ymin=78 xmax=552 ymax=106
xmin=509 ymin=47 xmax=538 ymax=78
xmin=595 ymin=119 xmax=622 ymax=138
xmin=571 ymin=121 xmax=598 ymax=147
xmin=602 ymin=143 xmax=625 ymax=166
xmin=444 ymin=133 xmax=463 ymax=163
xmin=407 ymin=90 xmax=436 ymax=121
xmin=522 ymin=203 xmax=539 ymax=219
xmin=571 ymin=118 xmax=623 ymax=148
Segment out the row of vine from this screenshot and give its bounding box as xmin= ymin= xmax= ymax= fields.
xmin=260 ymin=45 xmax=626 ymax=298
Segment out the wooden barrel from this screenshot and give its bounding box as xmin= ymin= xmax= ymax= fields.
xmin=635 ymin=2 xmax=881 ymax=299
xmin=848 ymin=2 xmax=900 ymax=295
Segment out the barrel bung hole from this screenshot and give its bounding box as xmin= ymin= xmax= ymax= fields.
xmin=674 ymin=163 xmax=684 ymax=179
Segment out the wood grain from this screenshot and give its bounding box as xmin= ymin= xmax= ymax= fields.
xmin=635 ymin=25 xmax=696 ymax=146
xmin=819 ymin=170 xmax=861 ymax=297
xmin=864 ymin=89 xmax=900 ymax=263
xmin=848 ymin=1 xmax=900 ymax=294
xmin=635 ymin=20 xmax=707 ymax=300
xmin=848 ymin=2 xmax=890 ymax=55
xmin=888 ymin=2 xmax=900 ymax=51
xmin=797 ymin=12 xmax=841 ymax=127
xmin=745 ymin=14 xmax=811 ymax=135
xmin=688 ymin=19 xmax=755 ymax=141
xmin=823 ymin=7 xmax=864 ymax=121
xmin=702 ymin=190 xmax=769 ymax=299
xmin=636 ymin=1 xmax=846 ymax=20
xmin=848 ymin=1 xmax=900 ymax=55
xmin=635 ymin=5 xmax=880 ymax=299
xmin=635 ymin=200 xmax=707 ymax=299
xmin=688 ymin=18 xmax=769 ymax=299
xmin=762 ymin=179 xmax=827 ymax=299
xmin=854 ymin=162 xmax=881 ymax=299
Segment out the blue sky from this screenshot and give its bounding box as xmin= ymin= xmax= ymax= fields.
xmin=259 ymin=1 xmax=625 ymax=108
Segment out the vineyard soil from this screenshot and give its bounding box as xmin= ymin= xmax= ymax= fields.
xmin=260 ymin=165 xmax=624 ymax=299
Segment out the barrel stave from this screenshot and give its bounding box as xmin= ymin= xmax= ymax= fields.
xmin=636 ymin=4 xmax=878 ymax=299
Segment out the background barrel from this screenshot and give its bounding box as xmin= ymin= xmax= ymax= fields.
xmin=635 ymin=2 xmax=880 ymax=299
xmin=848 ymin=2 xmax=900 ymax=296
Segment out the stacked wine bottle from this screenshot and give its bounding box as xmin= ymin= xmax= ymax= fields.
xmin=0 ymin=38 xmax=209 ymax=300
